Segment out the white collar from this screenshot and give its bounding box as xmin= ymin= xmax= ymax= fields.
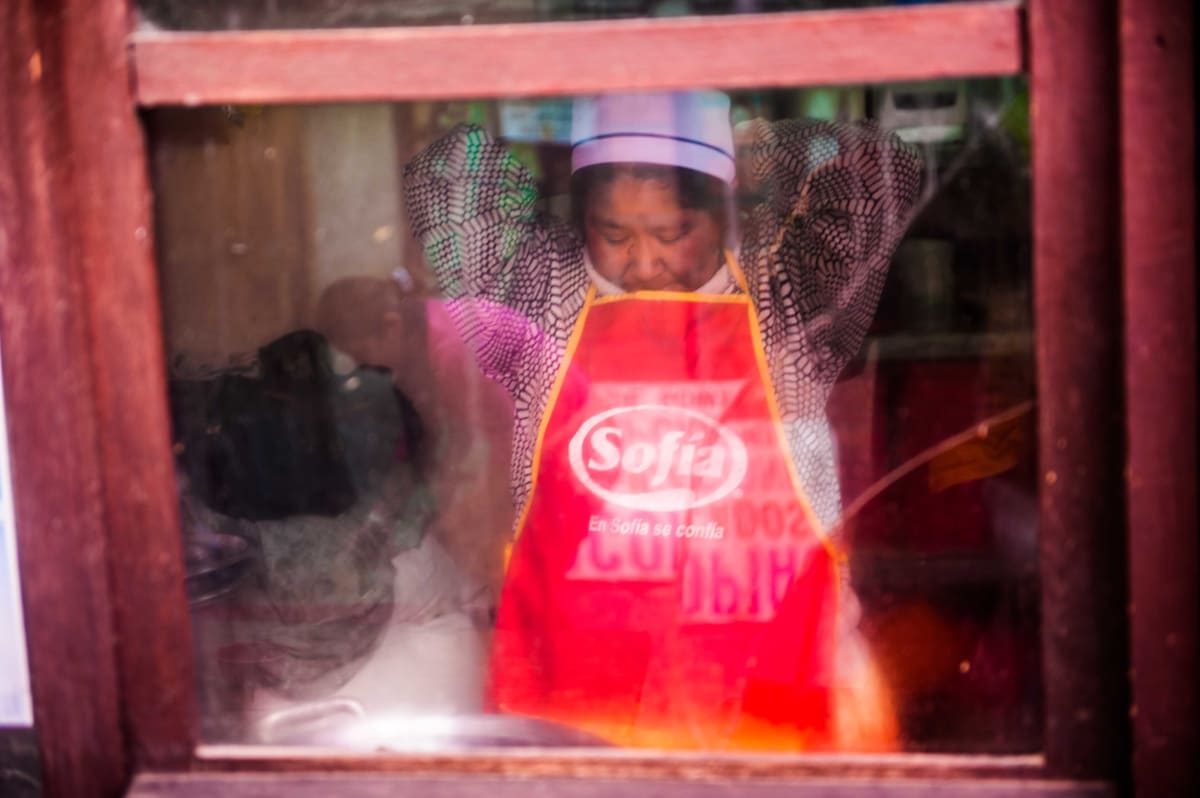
xmin=583 ymin=252 xmax=735 ymax=297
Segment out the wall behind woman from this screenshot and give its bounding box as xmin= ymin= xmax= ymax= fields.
xmin=151 ymin=104 xmax=412 ymax=365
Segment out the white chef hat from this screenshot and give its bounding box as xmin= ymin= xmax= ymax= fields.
xmin=571 ymin=90 xmax=736 ymax=184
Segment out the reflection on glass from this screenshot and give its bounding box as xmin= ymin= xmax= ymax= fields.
xmin=136 ymin=0 xmax=985 ymax=31
xmin=150 ymin=79 xmax=1037 ymax=753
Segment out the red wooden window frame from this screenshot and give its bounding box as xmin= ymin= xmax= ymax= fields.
xmin=129 ymin=3 xmax=1022 ymax=104
xmin=1 ymin=1 xmax=1194 ymax=796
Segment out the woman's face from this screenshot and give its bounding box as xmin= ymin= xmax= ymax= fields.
xmin=584 ymin=173 xmax=725 ymax=292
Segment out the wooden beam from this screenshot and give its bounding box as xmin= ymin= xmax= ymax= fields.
xmin=131 ymin=3 xmax=1023 ymax=106
xmin=0 ymin=2 xmax=129 ymax=795
xmin=1 ymin=0 xmax=197 ymax=787
xmin=193 ymin=747 xmax=1044 ymax=781
xmin=1119 ymin=0 xmax=1198 ymax=794
xmin=129 ymin=771 xmax=1115 ymax=798
xmin=57 ymin=0 xmax=198 ymax=773
xmin=1028 ymin=0 xmax=1129 ymax=784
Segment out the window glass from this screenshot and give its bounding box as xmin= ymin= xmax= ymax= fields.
xmin=0 ymin=341 xmax=33 ymax=728
xmin=150 ymin=80 xmax=1039 ymax=753
xmin=136 ymin=0 xmax=1004 ymax=31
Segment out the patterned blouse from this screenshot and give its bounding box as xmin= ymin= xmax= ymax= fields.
xmin=403 ymin=119 xmax=921 ymax=531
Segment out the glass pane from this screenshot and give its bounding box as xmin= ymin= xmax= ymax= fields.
xmin=0 ymin=342 xmax=33 ymax=729
xmin=137 ymin=0 xmax=1007 ymax=31
xmin=150 ymin=79 xmax=1038 ymax=753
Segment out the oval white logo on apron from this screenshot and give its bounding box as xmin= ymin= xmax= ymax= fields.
xmin=568 ymin=404 xmax=748 ymax=512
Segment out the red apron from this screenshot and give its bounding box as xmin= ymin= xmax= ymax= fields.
xmin=490 ymin=275 xmax=841 ymax=751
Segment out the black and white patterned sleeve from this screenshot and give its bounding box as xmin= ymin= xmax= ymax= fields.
xmin=739 ymin=119 xmax=923 ymax=386
xmin=402 ymin=124 xmax=587 ymax=384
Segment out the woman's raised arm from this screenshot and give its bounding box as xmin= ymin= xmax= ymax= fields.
xmin=403 ymin=124 xmax=586 ymax=315
xmin=738 ymin=118 xmax=922 ymax=386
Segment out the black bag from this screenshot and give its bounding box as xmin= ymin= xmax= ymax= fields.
xmin=172 ymin=330 xmax=397 ymax=520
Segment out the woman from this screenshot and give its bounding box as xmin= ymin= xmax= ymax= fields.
xmin=402 ymin=90 xmax=922 ymax=751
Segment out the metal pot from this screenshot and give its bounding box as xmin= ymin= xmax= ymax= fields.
xmin=255 ymin=701 xmax=610 ymax=750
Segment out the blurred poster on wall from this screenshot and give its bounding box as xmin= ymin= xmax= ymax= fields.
xmin=0 ymin=343 xmax=32 ymax=726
